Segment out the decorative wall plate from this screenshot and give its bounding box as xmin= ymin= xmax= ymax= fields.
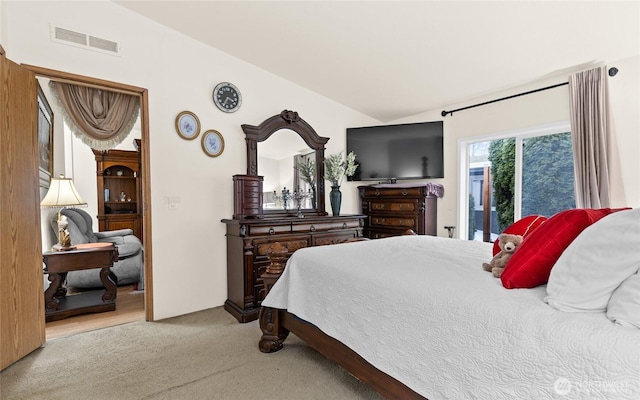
xmin=201 ymin=130 xmax=225 ymax=157
xmin=175 ymin=111 xmax=201 ymax=140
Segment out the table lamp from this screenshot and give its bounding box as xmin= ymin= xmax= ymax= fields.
xmin=40 ymin=175 xmax=88 ymax=251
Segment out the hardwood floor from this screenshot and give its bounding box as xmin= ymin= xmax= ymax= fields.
xmin=45 ymin=284 xmax=145 ymax=341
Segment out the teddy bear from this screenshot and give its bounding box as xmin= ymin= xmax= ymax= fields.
xmin=482 ymin=233 xmax=523 ymax=278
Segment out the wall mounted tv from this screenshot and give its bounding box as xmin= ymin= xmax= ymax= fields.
xmin=346 ymin=121 xmax=444 ymax=182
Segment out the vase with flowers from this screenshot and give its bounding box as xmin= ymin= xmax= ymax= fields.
xmin=324 ymin=151 xmax=358 ymax=216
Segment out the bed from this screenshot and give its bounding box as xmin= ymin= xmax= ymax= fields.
xmin=259 ymin=209 xmax=640 ymax=399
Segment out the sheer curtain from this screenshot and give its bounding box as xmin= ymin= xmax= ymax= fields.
xmin=49 ymin=81 xmax=140 ymax=151
xmin=568 ymin=66 xmax=612 ymax=208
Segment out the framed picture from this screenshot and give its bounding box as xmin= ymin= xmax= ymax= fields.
xmin=201 ymin=130 xmax=225 ymax=157
xmin=37 ymin=83 xmax=53 ymax=188
xmin=175 ymin=111 xmax=201 ymax=140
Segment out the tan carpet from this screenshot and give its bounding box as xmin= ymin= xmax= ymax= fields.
xmin=0 ymin=307 xmax=383 ymax=400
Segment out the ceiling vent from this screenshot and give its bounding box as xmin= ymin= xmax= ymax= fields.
xmin=51 ymin=25 xmax=120 ymax=56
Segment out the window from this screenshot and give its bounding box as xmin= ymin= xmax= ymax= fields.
xmin=521 ymin=133 xmax=576 ymax=216
xmin=459 ymin=122 xmax=575 ymax=241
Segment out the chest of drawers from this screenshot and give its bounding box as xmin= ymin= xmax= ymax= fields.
xmin=221 ymin=215 xmax=365 ymax=322
xmin=359 ymin=184 xmax=443 ymax=238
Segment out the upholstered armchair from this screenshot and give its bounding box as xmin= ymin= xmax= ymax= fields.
xmin=55 ymin=208 xmax=144 ymax=290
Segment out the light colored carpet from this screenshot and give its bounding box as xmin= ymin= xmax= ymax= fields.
xmin=1 ymin=307 xmax=383 ymax=400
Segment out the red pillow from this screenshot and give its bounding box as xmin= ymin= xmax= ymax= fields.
xmin=492 ymin=215 xmax=548 ymax=256
xmin=500 ymin=208 xmax=624 ymax=289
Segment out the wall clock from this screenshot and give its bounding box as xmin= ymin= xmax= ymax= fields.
xmin=213 ymin=82 xmax=242 ymax=113
xmin=201 ymin=130 xmax=225 ymax=157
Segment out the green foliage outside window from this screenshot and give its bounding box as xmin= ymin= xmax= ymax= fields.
xmin=488 ymin=133 xmax=575 ymax=233
xmin=488 ymin=138 xmax=515 ymax=232
xmin=522 ymin=133 xmax=575 ymax=216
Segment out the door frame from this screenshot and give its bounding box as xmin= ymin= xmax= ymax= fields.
xmin=23 ymin=64 xmax=154 ymax=322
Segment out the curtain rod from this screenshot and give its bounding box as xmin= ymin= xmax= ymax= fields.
xmin=441 ymin=67 xmax=618 ymax=117
xmin=441 ymin=82 xmax=567 ymax=117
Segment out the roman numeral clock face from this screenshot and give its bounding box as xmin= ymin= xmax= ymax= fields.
xmin=213 ymin=82 xmax=242 ymax=113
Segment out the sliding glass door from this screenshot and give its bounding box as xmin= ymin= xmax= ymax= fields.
xmin=461 ymin=122 xmax=574 ymax=241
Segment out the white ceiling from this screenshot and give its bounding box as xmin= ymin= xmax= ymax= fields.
xmin=114 ymin=1 xmax=640 ymax=122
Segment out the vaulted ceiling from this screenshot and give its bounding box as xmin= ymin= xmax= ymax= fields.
xmin=115 ymin=1 xmax=639 ymax=122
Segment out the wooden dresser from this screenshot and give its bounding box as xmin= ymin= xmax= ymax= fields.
xmin=221 ymin=215 xmax=365 ymax=322
xmin=224 ymin=110 xmax=367 ymax=322
xmin=358 ymin=183 xmax=444 ymax=238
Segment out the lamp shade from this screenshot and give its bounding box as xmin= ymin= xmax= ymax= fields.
xmin=41 ymin=176 xmax=88 ymax=208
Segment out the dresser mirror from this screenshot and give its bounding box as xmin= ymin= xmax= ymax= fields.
xmin=242 ymin=110 xmax=329 ymax=217
xmin=259 ymin=130 xmax=315 ymax=210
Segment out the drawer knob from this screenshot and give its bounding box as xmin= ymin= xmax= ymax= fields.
xmin=268 ymin=227 xmax=275 ymax=235
xmin=310 ymin=225 xmax=316 ymax=232
xmin=342 ymin=222 xmax=348 ymax=229
xmin=402 ymin=189 xmax=408 ymax=196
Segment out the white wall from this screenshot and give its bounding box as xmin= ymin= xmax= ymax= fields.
xmin=2 ymin=1 xmax=377 ymax=320
xmin=259 ymin=157 xmax=280 ymax=194
xmin=389 ymin=56 xmax=640 ymax=237
xmin=608 ymin=55 xmax=640 ymax=207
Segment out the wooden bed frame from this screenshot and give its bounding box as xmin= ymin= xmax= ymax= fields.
xmin=258 ymin=233 xmax=426 ymax=400
xmin=259 ymin=307 xmax=426 ymax=400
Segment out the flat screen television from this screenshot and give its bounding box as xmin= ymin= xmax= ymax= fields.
xmin=346 ymin=121 xmax=444 ymax=182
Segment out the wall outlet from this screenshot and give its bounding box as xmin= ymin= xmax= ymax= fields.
xmin=166 ymin=196 xmax=180 ymax=210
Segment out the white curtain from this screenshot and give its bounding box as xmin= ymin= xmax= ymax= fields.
xmin=568 ymin=66 xmax=612 ymax=208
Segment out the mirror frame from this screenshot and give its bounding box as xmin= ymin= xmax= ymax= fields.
xmin=242 ymin=110 xmax=329 ymax=217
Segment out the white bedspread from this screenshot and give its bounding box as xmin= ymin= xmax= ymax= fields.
xmin=262 ymin=235 xmax=640 ymax=400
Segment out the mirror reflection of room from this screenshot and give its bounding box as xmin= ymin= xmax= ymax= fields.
xmin=258 ymin=129 xmax=315 ymax=210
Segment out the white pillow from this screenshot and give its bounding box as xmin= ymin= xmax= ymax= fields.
xmin=607 ymin=272 xmax=640 ymax=328
xmin=544 ymin=208 xmax=640 ymax=312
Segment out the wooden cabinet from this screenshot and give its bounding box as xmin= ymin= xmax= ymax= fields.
xmin=221 ymin=215 xmax=365 ymax=322
xmin=94 ymin=140 xmax=142 ymax=242
xmin=358 ymin=183 xmax=443 ymax=238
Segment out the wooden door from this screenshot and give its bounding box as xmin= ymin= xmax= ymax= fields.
xmin=0 ymin=47 xmax=46 ymax=370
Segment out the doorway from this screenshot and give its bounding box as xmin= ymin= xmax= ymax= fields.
xmin=24 ymin=64 xmax=154 ymax=334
